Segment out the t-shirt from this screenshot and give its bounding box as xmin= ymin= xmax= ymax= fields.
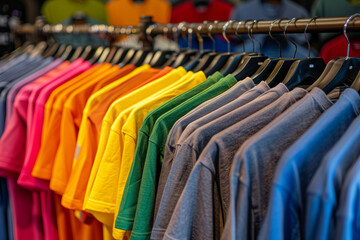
xmin=163 ymin=87 xmax=305 ymax=240
xmin=111 ymin=71 xmax=215 ymax=239
xmin=305 ymin=100 xmax=360 ymax=240
xmin=106 ymin=0 xmax=171 ymax=26
xmin=116 ymin=74 xmax=237 ymax=240
xmin=334 ymin=156 xmax=360 ymax=240
xmin=319 ymin=35 xmax=360 ymax=64
xmin=41 ymin=0 xmax=107 ymax=24
xmin=258 ymin=88 xmax=360 ymax=240
xmin=61 ymin=67 xmax=164 ymax=209
xmin=226 ymin=88 xmax=332 ymax=240
xmin=152 ymin=83 xmax=287 ymax=240
xmin=31 ymin=64 xmax=111 ymax=184
xmin=49 ymin=65 xmax=128 ymax=195
xmin=73 ymin=67 xmax=169 ymax=212
xmin=158 ymin=77 xmax=255 ymax=203
xmin=83 ymin=67 xmax=187 ymax=227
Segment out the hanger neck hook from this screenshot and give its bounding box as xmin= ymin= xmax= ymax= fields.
xmin=304 ymin=17 xmax=318 ymax=58
xmin=251 ymin=20 xmax=262 ymax=55
xmin=269 ymin=18 xmax=288 ymax=58
xmin=235 ymin=21 xmax=245 ymax=52
xmin=177 ymin=22 xmax=186 ymax=50
xmin=196 ymin=24 xmax=204 ymax=53
xmin=344 ymin=13 xmax=360 ymax=59
xmin=207 ymin=22 xmax=216 ymax=52
xmin=188 ymin=23 xmax=195 ymax=50
xmin=284 ymin=18 xmax=298 ymax=59
xmin=146 ymin=24 xmax=156 ymax=43
xmin=244 ymin=20 xmax=255 ymax=52
xmin=223 ymin=20 xmax=234 ymax=53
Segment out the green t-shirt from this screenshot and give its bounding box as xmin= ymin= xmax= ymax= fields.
xmin=114 ymin=72 xmax=223 ymax=231
xmin=115 ymin=74 xmax=237 ymax=240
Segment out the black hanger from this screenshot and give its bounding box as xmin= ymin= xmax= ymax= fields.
xmin=282 ymin=17 xmax=326 ymax=90
xmin=69 ymin=46 xmax=84 ymax=62
xmin=232 ymin=20 xmax=268 ymax=81
xmin=250 ymin=18 xmax=287 ymax=84
xmin=54 ymin=44 xmax=67 ymax=59
xmin=97 ymin=47 xmax=111 ymax=64
xmin=80 ymin=46 xmax=93 ymax=60
xmin=308 ymin=14 xmax=360 ymax=94
xmin=88 ymin=46 xmax=104 ymax=64
xmin=105 ymin=46 xmax=119 ymax=63
xmin=203 ymin=20 xmax=235 ymax=76
xmin=42 ymin=43 xmax=59 ymax=58
xmin=265 ymin=18 xmax=299 ymax=87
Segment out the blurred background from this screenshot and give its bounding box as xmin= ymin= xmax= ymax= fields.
xmin=2 ymin=0 xmax=360 ymax=60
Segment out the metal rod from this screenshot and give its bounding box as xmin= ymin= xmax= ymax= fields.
xmin=15 ymin=16 xmax=360 ymax=36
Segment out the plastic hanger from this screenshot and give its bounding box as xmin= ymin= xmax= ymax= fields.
xmin=265 ymin=18 xmax=298 ymax=87
xmin=187 ymin=22 xmax=218 ymax=71
xmin=221 ymin=21 xmax=256 ymax=76
xmin=42 ymin=42 xmax=59 ymax=58
xmin=232 ymin=20 xmax=268 ymax=81
xmin=147 ymin=24 xmax=175 ymax=67
xmin=80 ymin=46 xmax=93 ymax=60
xmin=111 ymin=47 xmax=129 ymax=65
xmin=54 ymin=44 xmax=67 ymax=59
xmin=307 ymin=13 xmax=360 ymax=94
xmin=250 ymin=18 xmax=287 ymax=84
xmin=202 ymin=20 xmax=235 ymax=76
xmin=69 ymin=46 xmax=84 ymax=62
xmin=282 ymin=17 xmax=326 ymax=90
xmin=88 ymin=46 xmax=104 ymax=64
xmin=97 ymin=47 xmax=111 ymax=64
xmin=29 ymin=41 xmax=48 ymax=58
xmin=105 ymin=46 xmax=118 ymax=63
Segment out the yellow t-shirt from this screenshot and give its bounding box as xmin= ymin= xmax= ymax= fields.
xmin=49 ymin=65 xmax=123 ymax=195
xmin=83 ymin=68 xmax=187 ymax=226
xmin=111 ymin=71 xmax=207 ymax=239
xmin=32 ymin=64 xmax=109 ymax=180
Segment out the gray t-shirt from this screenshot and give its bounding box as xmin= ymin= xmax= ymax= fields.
xmin=225 ymin=88 xmax=332 ymax=240
xmin=162 ymin=88 xmax=306 ymax=240
xmin=152 ymin=83 xmax=287 ymax=240
xmin=155 ymin=81 xmax=270 ymax=221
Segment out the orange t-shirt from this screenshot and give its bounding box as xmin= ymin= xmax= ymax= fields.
xmin=61 ymin=67 xmax=173 ymax=210
xmin=106 ymin=0 xmax=171 ymax=26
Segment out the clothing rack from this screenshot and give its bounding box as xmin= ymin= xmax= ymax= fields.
xmin=14 ymin=15 xmax=360 ymax=50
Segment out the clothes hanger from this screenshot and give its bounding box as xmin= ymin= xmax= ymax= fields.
xmin=148 ymin=24 xmax=176 ymax=67
xmin=221 ymin=21 xmax=256 ymax=76
xmin=231 ymin=20 xmax=268 ymax=81
xmin=42 ymin=42 xmax=59 ymax=58
xmin=170 ymin=23 xmax=200 ymax=68
xmin=69 ymin=46 xmax=84 ymax=62
xmin=307 ymin=13 xmax=360 ymax=94
xmin=54 ymin=44 xmax=67 ymax=59
xmin=88 ymin=46 xmax=104 ymax=64
xmin=202 ymin=20 xmax=235 ymax=76
xmin=265 ymin=18 xmax=298 ymax=87
xmin=119 ymin=26 xmax=139 ymax=66
xmin=250 ymin=18 xmax=286 ymax=84
xmin=282 ymin=17 xmax=326 ymax=90
xmin=185 ymin=22 xmax=217 ymax=71
xmin=105 ymin=46 xmax=118 ymax=63
xmin=79 ymin=45 xmax=93 ymax=60
xmin=97 ymin=46 xmax=111 ymax=64
xmin=29 ymin=41 xmax=48 ymax=58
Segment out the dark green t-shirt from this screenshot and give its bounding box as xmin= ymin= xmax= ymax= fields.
xmin=115 ymin=74 xmax=237 ymax=240
xmin=114 ymin=72 xmax=223 ymax=231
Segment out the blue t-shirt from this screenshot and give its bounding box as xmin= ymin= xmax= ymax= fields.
xmin=335 ymin=155 xmax=360 ymax=240
xmin=258 ymin=88 xmax=360 ymax=240
xmin=305 ymin=113 xmax=360 ymax=240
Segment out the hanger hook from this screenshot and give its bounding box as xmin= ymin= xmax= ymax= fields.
xmin=177 ymin=22 xmax=187 ymax=49
xmin=304 ymin=16 xmax=318 ymax=58
xmin=244 ymin=20 xmax=255 ymax=52
xmin=207 ymin=22 xmax=216 ymax=52
xmin=269 ymin=18 xmax=288 ymax=58
xmin=344 ymin=13 xmax=360 ymax=59
xmin=251 ymin=20 xmax=262 ymax=55
xmin=188 ymin=23 xmax=195 ymax=50
xmin=284 ymin=18 xmax=298 ymax=59
xmin=235 ymin=21 xmax=245 ymax=52
xmin=146 ymin=24 xmax=156 ymax=42
xmin=223 ymin=20 xmax=234 ymax=53
xmin=196 ymin=23 xmax=204 ymax=53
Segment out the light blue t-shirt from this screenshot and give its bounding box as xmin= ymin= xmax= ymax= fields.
xmin=258 ymin=88 xmax=360 ymax=240
xmin=305 ymin=113 xmax=360 ymax=240
xmin=335 ymin=155 xmax=360 ymax=240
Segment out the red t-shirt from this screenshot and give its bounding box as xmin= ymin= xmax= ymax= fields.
xmin=320 ymin=35 xmax=360 ymax=63
xmin=170 ymin=0 xmax=233 ymax=23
